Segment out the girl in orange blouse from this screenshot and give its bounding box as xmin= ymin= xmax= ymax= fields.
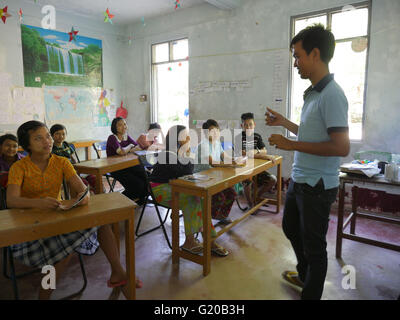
xmin=7 ymin=121 xmax=142 ymax=299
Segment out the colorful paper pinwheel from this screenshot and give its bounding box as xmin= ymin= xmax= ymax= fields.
xmin=0 ymin=6 xmax=11 ymax=24
xmin=104 ymin=8 xmax=115 ymax=24
xmin=18 ymin=8 xmax=23 ymax=23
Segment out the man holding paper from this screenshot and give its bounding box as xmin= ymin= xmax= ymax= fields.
xmin=265 ymin=24 xmax=350 ymax=300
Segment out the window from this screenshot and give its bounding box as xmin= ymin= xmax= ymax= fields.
xmin=288 ymin=2 xmax=370 ymax=140
xmin=151 ymin=39 xmax=189 ymax=134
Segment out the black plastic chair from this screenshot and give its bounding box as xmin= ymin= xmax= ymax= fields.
xmin=135 ymin=156 xmax=176 ymax=249
xmin=1 ymin=184 xmax=87 ymax=300
xmin=92 ymin=141 xmax=117 ymax=192
xmin=69 ymin=143 xmax=80 ymax=163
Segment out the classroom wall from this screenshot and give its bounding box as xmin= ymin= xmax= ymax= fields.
xmin=0 ymin=0 xmax=126 ymax=144
xmin=124 ymin=0 xmax=400 ymax=178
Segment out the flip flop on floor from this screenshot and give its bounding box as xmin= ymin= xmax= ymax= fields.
xmin=211 ymin=243 xmax=229 ymax=257
xmin=181 ymin=244 xmax=203 ymax=255
xmin=282 ymin=271 xmax=304 ymax=288
xmin=107 ymin=279 xmax=143 ymax=289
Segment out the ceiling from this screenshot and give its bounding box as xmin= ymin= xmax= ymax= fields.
xmin=23 ymin=0 xmax=241 ymax=25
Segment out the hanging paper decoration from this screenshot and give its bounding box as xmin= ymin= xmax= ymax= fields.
xmin=68 ymin=27 xmax=79 ymax=42
xmin=168 ymin=67 xmax=172 ymax=71
xmin=184 ymin=108 xmax=189 ymax=117
xmin=116 ymin=101 xmax=128 ymax=119
xmin=104 ymin=8 xmax=115 ymax=24
xmin=98 ymin=89 xmax=111 ymax=108
xmin=141 ymin=16 xmax=146 ymax=27
xmin=18 ymin=8 xmax=23 ymax=23
xmin=175 ymin=0 xmax=181 ymax=9
xmin=178 ymin=62 xmax=182 ymax=67
xmin=0 ymin=6 xmax=11 ymax=24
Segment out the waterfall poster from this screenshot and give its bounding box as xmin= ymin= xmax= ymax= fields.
xmin=21 ymin=24 xmax=103 ymax=88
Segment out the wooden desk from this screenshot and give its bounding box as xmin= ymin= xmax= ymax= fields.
xmin=336 ymin=173 xmax=400 ymax=259
xmin=73 ymin=154 xmax=140 ymax=246
xmin=73 ymin=154 xmax=140 ymax=194
xmin=70 ymin=140 xmax=100 ymax=161
xmin=169 ymin=157 xmax=282 ymax=276
xmin=0 ymin=192 xmax=137 ymax=300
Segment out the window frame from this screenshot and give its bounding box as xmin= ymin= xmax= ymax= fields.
xmin=150 ymin=38 xmax=189 ymax=123
xmin=287 ymin=1 xmax=371 ymax=141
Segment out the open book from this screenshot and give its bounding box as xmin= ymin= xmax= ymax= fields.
xmin=59 ymin=185 xmax=89 ymax=211
xmin=179 ymin=174 xmax=212 ymax=182
xmin=211 ymin=156 xmax=248 ymax=168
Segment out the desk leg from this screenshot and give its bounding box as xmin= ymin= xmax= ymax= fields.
xmin=350 ymin=186 xmax=357 ymax=235
xmin=253 ymin=175 xmax=258 ymax=206
xmin=336 ymin=181 xmax=345 ymax=258
xmin=202 ymin=195 xmax=211 ymax=276
xmin=86 ymin=147 xmax=91 ymax=160
xmin=276 ymin=162 xmax=282 ymax=213
xmin=95 ymin=174 xmax=103 ymax=195
xmin=172 ymin=188 xmax=180 ymax=264
xmin=125 ymin=216 xmax=136 ymax=300
xmin=96 ymin=173 xmax=121 ymax=253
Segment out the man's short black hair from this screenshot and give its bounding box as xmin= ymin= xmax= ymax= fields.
xmin=111 ymin=117 xmax=125 ymax=135
xmin=241 ymin=113 xmax=254 ymax=122
xmin=202 ymin=119 xmax=219 ymax=130
xmin=50 ymin=124 xmax=67 ymax=136
xmin=290 ymin=23 xmax=335 ymax=64
xmin=0 ymin=134 xmax=18 ymax=146
xmin=148 ymin=122 xmax=161 ymax=131
xmin=17 ymin=121 xmax=47 ymax=153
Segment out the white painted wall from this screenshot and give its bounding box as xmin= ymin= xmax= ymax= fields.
xmin=124 ymin=0 xmax=400 ymax=178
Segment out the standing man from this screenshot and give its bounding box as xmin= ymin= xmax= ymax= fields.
xmin=265 ymin=24 xmax=350 ymax=300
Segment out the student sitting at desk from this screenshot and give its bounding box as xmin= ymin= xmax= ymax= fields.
xmin=136 ymin=122 xmax=164 ymax=150
xmin=150 ymin=125 xmax=229 ymax=257
xmin=106 ymin=117 xmax=147 ymax=205
xmin=235 ymin=113 xmax=277 ymax=207
xmin=0 ymin=134 xmax=25 ymax=188
xmin=6 ymin=120 xmax=142 ymax=300
xmin=196 ymin=119 xmax=237 ymax=225
xmin=50 ymin=124 xmax=97 ymax=193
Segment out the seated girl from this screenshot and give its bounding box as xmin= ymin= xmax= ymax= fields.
xmin=0 ymin=134 xmax=25 ymax=188
xmin=49 ymin=124 xmax=97 ymax=194
xmin=196 ymin=119 xmax=238 ymax=225
xmin=6 ymin=120 xmax=142 ymax=300
xmin=106 ymin=117 xmax=147 ymax=205
xmin=136 ymin=122 xmax=164 ymax=151
xmin=150 ymin=125 xmax=229 ymax=257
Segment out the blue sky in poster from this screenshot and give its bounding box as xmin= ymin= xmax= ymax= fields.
xmin=23 ymin=24 xmax=102 ymax=51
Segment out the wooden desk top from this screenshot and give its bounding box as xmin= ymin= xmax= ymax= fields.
xmin=73 ymin=154 xmax=140 ymax=174
xmin=0 ymin=192 xmax=136 ymax=247
xmin=339 ymin=172 xmax=400 ymax=187
xmin=169 ymin=157 xmax=282 ymax=194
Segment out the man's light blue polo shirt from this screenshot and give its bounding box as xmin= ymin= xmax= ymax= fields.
xmin=292 ymin=74 xmax=349 ymax=189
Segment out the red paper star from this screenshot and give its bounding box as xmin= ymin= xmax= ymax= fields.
xmin=0 ymin=6 xmax=12 ymax=24
xmin=68 ymin=27 xmax=79 ymax=42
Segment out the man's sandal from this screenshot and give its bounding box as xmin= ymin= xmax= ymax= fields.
xmin=282 ymin=271 xmax=304 ymax=288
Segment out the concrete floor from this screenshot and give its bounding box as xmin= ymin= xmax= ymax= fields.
xmin=1 ymin=192 xmax=399 ymax=300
